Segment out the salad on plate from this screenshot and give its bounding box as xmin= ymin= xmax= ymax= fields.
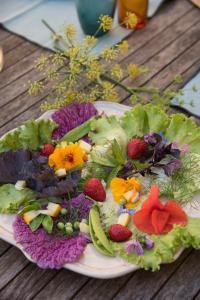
xmin=0 ymin=102 xmax=200 ymax=274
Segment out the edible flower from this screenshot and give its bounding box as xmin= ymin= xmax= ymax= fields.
xmin=48 ymin=144 xmax=87 ymax=171
xmin=133 ymin=185 xmax=188 ymax=235
xmin=171 ymin=141 xmax=189 ymax=157
xmin=145 ymin=237 xmax=154 ymax=249
xmin=110 ymin=177 xmax=141 ymax=208
xmin=125 ymin=240 xmax=144 ymax=256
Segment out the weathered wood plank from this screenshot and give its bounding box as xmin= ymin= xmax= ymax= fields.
xmin=153 ymin=250 xmax=200 ymax=300
xmin=73 ymin=249 xmax=192 ymax=300
xmin=120 ymin=32 xmax=200 ymax=100
xmin=147 ymin=40 xmax=200 ymax=90
xmin=0 ymin=5 xmax=199 ymax=127
xmin=1 ymin=35 xmax=25 ymax=54
xmin=0 ymin=263 xmax=57 ymax=300
xmin=0 ymin=66 xmax=45 ymax=108
xmin=0 ymin=247 xmax=28 ymax=290
xmin=3 ymin=42 xmax=38 ymax=70
xmin=34 ymin=270 xmax=89 ymax=300
xmin=194 ymin=290 xmax=200 ymax=299
xmin=0 ymin=27 xmax=10 ymax=41
xmin=0 ymin=240 xmax=11 ymax=256
xmin=0 ymin=49 xmax=44 ymax=90
xmin=120 ymin=0 xmax=194 ymax=61
xmin=123 ymin=8 xmax=200 ymax=71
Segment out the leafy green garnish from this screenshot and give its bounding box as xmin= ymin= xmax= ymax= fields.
xmin=29 ymin=215 xmax=44 ymax=232
xmin=42 ymin=215 xmax=53 ymax=234
xmin=111 ymin=139 xmax=126 ymax=165
xmin=106 ymin=165 xmax=122 ymax=188
xmin=0 ymin=119 xmax=57 ymax=152
xmin=0 ymin=184 xmax=36 ymax=213
xmin=153 ymin=153 xmax=200 ymax=205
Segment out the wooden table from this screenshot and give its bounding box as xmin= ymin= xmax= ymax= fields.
xmin=0 ymin=0 xmax=200 ymax=299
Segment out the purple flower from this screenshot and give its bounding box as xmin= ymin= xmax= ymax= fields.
xmin=125 ymin=240 xmax=144 ymax=256
xmin=163 ymin=158 xmax=182 ymax=176
xmin=52 ymin=103 xmax=98 ymax=140
xmin=118 ymin=208 xmax=129 ymax=215
xmin=13 ymin=216 xmax=87 ymax=269
xmin=171 ymin=142 xmax=189 ymax=157
xmin=145 ymin=237 xmax=154 ymax=249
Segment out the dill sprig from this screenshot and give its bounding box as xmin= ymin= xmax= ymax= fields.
xmin=156 ymin=153 xmax=200 ymax=206
xmin=28 ymin=18 xmax=198 ymax=112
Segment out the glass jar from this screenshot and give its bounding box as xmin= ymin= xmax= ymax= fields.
xmin=118 ymin=0 xmax=148 ymax=29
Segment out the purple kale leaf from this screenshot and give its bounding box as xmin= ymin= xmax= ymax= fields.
xmin=0 ymin=149 xmax=80 ymax=197
xmin=0 ymin=149 xmax=32 ymax=184
xmin=162 ymin=158 xmax=182 ymax=176
xmin=52 ymin=102 xmax=98 ymax=140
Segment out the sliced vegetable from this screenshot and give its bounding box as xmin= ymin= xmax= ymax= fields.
xmin=78 ymin=140 xmax=92 ymax=153
xmin=60 ymin=117 xmax=96 ymax=143
xmin=47 ymin=202 xmax=61 ymax=217
xmin=42 ymin=215 xmax=53 ymax=234
xmin=23 ymin=211 xmax=41 ymax=225
xmin=29 ymin=215 xmax=44 ymax=232
xmin=15 ymin=180 xmax=26 ymax=191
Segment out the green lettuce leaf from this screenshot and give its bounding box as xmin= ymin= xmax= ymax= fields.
xmin=121 ymin=105 xmax=148 ymax=139
xmin=0 ymin=184 xmax=36 ymax=213
xmin=144 ymin=104 xmax=169 ymax=133
xmin=120 ymin=104 xmax=200 ymax=154
xmin=0 ymin=119 xmax=57 ymax=152
xmin=111 ymin=217 xmax=200 ymax=271
xmin=89 ymin=115 xmax=128 ymax=148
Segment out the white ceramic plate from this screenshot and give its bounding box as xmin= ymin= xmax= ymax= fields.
xmin=0 ymin=101 xmax=199 ymax=279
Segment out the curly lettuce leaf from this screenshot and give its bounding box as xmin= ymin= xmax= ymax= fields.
xmin=111 ymin=217 xmax=200 ymax=271
xmin=121 ymin=105 xmax=148 ymax=139
xmin=0 ymin=119 xmax=57 ymax=152
xmin=89 ymin=115 xmax=128 ymax=148
xmin=120 ymin=104 xmax=200 ymax=154
xmin=0 ymin=184 xmax=36 ymax=213
xmin=144 ymin=104 xmax=169 ymax=133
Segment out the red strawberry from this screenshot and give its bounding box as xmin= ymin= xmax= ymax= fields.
xmin=83 ymin=178 xmax=106 ymax=202
xmin=127 ymin=138 xmax=148 ymax=159
xmin=109 ymin=224 xmax=132 ymax=242
xmin=40 ymin=144 xmax=55 ymax=156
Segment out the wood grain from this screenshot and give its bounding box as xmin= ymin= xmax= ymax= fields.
xmin=34 ymin=270 xmax=90 ymax=300
xmin=153 ymin=251 xmax=200 ymax=300
xmin=0 ymin=247 xmax=28 ymax=290
xmin=0 ymin=263 xmax=57 ymax=300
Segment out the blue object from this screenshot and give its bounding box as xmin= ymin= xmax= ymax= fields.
xmin=75 ymin=0 xmax=116 ymax=37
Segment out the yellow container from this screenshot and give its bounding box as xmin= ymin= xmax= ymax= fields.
xmin=118 ymin=0 xmax=148 ymax=29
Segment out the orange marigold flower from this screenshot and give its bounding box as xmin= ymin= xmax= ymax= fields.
xmin=48 ymin=144 xmax=87 ymax=171
xmin=110 ymin=177 xmax=141 ymax=208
